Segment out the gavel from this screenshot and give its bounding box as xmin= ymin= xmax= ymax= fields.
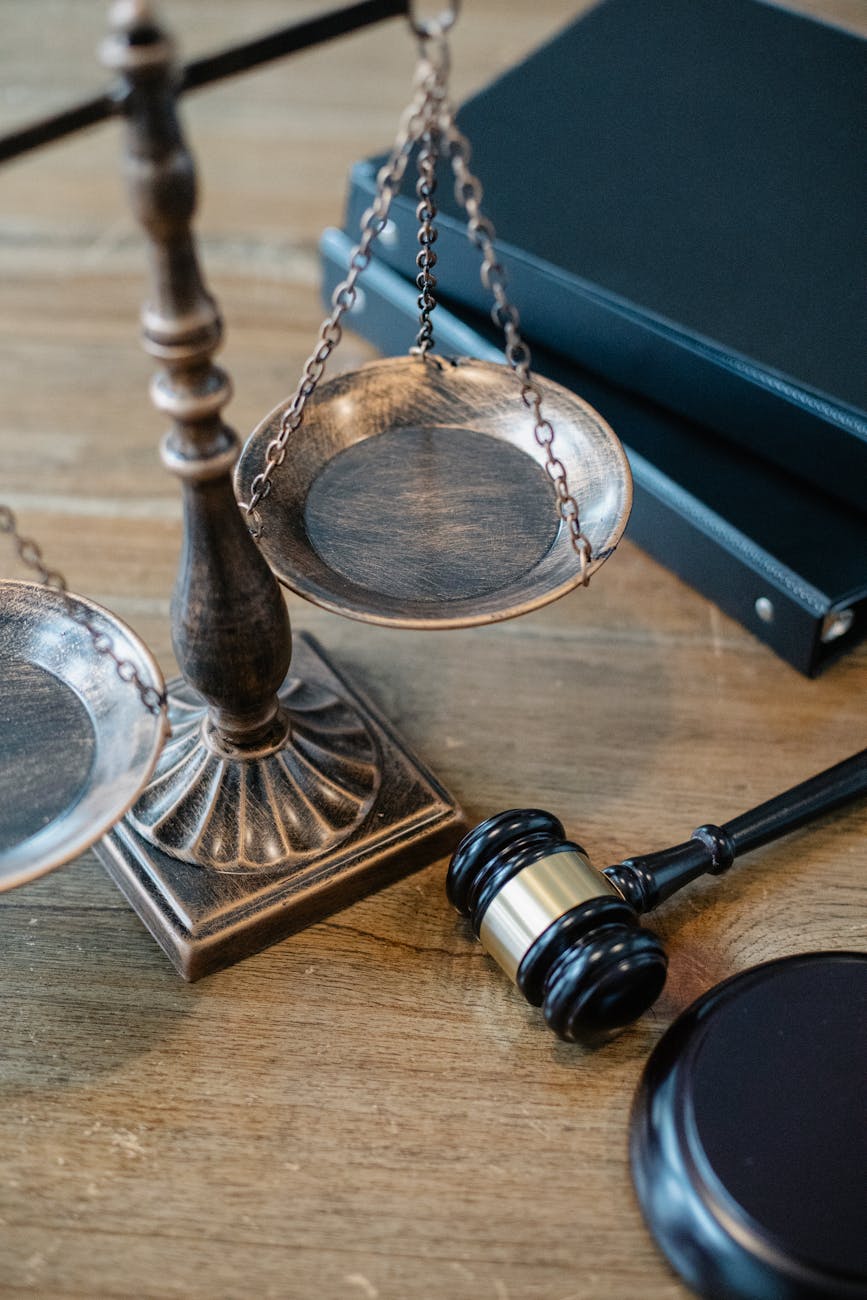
xmin=446 ymin=748 xmax=867 ymax=1040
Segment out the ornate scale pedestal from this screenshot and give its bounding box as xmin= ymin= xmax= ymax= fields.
xmin=90 ymin=3 xmax=464 ymax=977
xmin=99 ymin=635 xmax=462 ymax=979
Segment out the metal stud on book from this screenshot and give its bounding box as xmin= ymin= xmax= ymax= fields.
xmin=236 ymin=0 xmax=632 ymax=628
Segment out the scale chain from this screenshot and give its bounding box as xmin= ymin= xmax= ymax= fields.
xmin=0 ymin=504 xmax=166 ymax=716
xmin=411 ymin=124 xmax=440 ymax=358
xmin=241 ymin=57 xmax=445 ymax=535
xmin=244 ymin=14 xmax=592 ymax=586
xmin=432 ymin=80 xmax=593 ymax=583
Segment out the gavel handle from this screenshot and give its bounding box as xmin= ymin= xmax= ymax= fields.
xmin=724 ymin=747 xmax=867 ymax=854
xmin=604 ymin=747 xmax=867 ymax=914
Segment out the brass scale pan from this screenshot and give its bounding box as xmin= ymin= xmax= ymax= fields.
xmin=236 ymin=354 xmax=632 ymax=630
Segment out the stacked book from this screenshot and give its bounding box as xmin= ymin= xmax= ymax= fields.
xmin=321 ymin=0 xmax=867 ymax=674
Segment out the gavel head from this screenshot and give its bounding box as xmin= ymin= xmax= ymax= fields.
xmin=446 ymin=809 xmax=668 ymax=1040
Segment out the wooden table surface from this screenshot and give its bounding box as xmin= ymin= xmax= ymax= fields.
xmin=1 ymin=2 xmax=865 ymax=1296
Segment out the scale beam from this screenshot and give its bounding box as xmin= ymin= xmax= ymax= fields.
xmin=0 ymin=0 xmax=407 ymax=165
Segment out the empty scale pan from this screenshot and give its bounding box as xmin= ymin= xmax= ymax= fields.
xmin=236 ymin=355 xmax=632 ymax=629
xmin=0 ymin=580 xmax=168 ymax=890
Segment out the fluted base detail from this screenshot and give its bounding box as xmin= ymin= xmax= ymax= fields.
xmin=129 ymin=673 xmax=379 ymax=871
xmin=95 ymin=632 xmax=465 ymax=978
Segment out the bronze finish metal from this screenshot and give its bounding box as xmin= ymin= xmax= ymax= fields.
xmin=91 ymin=1 xmax=464 ymax=973
xmin=237 ymin=20 xmax=625 ymax=594
xmin=236 ymin=355 xmax=633 ymax=629
xmin=127 ymin=661 xmax=381 ymax=871
xmin=97 ymin=633 xmax=464 ymax=980
xmin=0 ymin=580 xmax=168 ymax=891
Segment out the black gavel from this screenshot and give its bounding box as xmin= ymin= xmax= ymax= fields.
xmin=446 ymin=748 xmax=867 ymax=1041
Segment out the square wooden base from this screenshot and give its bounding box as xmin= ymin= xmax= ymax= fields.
xmin=93 ymin=634 xmax=465 ymax=979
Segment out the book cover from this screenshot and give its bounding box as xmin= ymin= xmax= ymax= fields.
xmin=345 ymin=0 xmax=867 ymax=513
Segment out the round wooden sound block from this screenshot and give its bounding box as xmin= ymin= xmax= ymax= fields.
xmin=630 ymin=952 xmax=867 ymax=1299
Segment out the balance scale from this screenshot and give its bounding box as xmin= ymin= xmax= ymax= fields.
xmin=0 ymin=0 xmax=631 ymax=978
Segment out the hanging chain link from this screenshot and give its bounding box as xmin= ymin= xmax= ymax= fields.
xmin=0 ymin=504 xmax=167 ymax=716
xmin=408 ymin=0 xmax=460 ymax=39
xmin=241 ymin=15 xmax=592 ymax=585
xmin=240 ymin=55 xmax=444 ymax=536
xmin=410 ymin=125 xmax=440 ymax=358
xmin=434 ymin=89 xmax=593 ymax=583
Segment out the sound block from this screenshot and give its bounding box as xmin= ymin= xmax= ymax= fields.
xmin=630 ymin=952 xmax=867 ymax=1300
xmin=94 ymin=633 xmax=465 ymax=979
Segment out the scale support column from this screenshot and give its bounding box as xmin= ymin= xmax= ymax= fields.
xmin=93 ymin=0 xmax=464 ymax=979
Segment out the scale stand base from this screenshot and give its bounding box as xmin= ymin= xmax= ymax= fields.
xmin=93 ymin=633 xmax=465 ymax=980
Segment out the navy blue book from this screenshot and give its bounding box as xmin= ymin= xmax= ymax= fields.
xmin=320 ymin=226 xmax=867 ymax=675
xmin=344 ymin=0 xmax=867 ymax=514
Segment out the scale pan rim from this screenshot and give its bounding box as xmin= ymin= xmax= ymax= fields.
xmin=236 ymin=355 xmax=633 ymax=630
xmin=0 ymin=579 xmax=168 ymax=890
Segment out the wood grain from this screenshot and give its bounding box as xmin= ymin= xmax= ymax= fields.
xmin=1 ymin=2 xmax=866 ymax=1297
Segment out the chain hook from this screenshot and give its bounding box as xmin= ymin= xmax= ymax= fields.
xmin=408 ymin=1 xmax=460 ymax=41
xmin=240 ymin=34 xmax=445 ymax=530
